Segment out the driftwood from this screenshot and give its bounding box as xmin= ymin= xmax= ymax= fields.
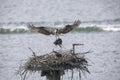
xmin=17 ymin=44 xmax=90 ymax=80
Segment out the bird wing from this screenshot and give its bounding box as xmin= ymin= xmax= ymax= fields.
xmin=28 ymin=24 xmax=55 ymax=35
xmin=28 ymin=20 xmax=81 ymax=35
xmin=58 ymin=20 xmax=81 ymax=34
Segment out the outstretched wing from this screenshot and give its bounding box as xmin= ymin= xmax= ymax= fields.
xmin=28 ymin=24 xmax=55 ymax=35
xmin=58 ymin=20 xmax=81 ymax=34
xmin=28 ymin=20 xmax=81 ymax=35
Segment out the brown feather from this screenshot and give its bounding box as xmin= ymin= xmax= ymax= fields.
xmin=30 ymin=26 xmax=55 ymax=35
xmin=28 ymin=20 xmax=81 ymax=35
xmin=37 ymin=27 xmax=53 ymax=35
xmin=58 ymin=20 xmax=81 ymax=34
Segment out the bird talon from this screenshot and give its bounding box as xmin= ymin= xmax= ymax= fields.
xmin=54 ymin=38 xmax=62 ymax=48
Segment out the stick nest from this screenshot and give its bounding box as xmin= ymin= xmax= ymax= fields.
xmin=17 ymin=50 xmax=90 ymax=80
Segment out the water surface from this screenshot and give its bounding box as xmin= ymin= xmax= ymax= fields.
xmin=0 ymin=32 xmax=120 ymax=80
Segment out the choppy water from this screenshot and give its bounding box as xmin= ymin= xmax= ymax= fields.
xmin=0 ymin=0 xmax=120 ymax=22
xmin=0 ymin=32 xmax=120 ymax=80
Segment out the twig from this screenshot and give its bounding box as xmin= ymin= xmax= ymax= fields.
xmin=23 ymin=71 xmax=27 ymax=80
xmin=28 ymin=47 xmax=37 ymax=57
xmin=79 ymin=69 xmax=81 ymax=80
xmin=28 ymin=47 xmax=41 ymax=66
xmin=76 ymin=50 xmax=92 ymax=55
xmin=71 ymin=69 xmax=74 ymax=80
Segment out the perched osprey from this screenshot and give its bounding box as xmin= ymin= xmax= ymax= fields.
xmin=28 ymin=20 xmax=81 ymax=37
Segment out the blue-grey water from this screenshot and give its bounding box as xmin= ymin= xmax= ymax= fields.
xmin=0 ymin=0 xmax=120 ymax=22
xmin=0 ymin=32 xmax=120 ymax=80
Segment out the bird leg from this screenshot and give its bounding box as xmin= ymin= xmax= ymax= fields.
xmin=55 ymin=34 xmax=60 ymax=40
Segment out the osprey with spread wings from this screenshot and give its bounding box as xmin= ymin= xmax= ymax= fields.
xmin=28 ymin=20 xmax=81 ymax=37
xmin=28 ymin=20 xmax=81 ymax=47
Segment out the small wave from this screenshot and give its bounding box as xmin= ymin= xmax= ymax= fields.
xmin=0 ymin=26 xmax=30 ymax=34
xmin=0 ymin=26 xmax=102 ymax=34
xmin=72 ymin=27 xmax=103 ymax=32
xmin=0 ymin=25 xmax=120 ymax=34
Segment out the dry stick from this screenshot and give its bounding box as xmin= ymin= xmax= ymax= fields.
xmin=23 ymin=71 xmax=27 ymax=80
xmin=28 ymin=47 xmax=39 ymax=64
xmin=81 ymin=69 xmax=87 ymax=79
xmin=20 ymin=70 xmax=27 ymax=80
xmin=72 ymin=44 xmax=82 ymax=61
xmin=28 ymin=47 xmax=36 ymax=57
xmin=76 ymin=50 xmax=92 ymax=55
xmin=28 ymin=47 xmax=47 ymax=70
xmin=72 ymin=43 xmax=84 ymax=54
xmin=28 ymin=47 xmax=57 ymax=70
xmin=79 ymin=69 xmax=81 ymax=80
xmin=21 ymin=70 xmax=27 ymax=75
xmin=71 ymin=69 xmax=74 ymax=80
xmin=20 ymin=72 xmax=23 ymax=80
